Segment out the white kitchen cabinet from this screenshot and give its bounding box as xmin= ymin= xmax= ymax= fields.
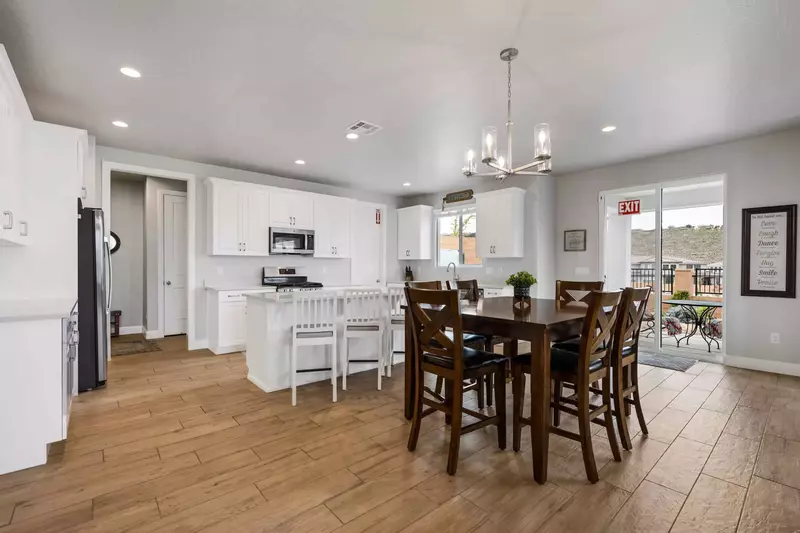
xmin=269 ymin=189 xmax=314 ymax=229
xmin=206 ymin=289 xmax=274 ymax=354
xmin=475 ymin=187 xmax=525 ymax=258
xmin=0 ymin=45 xmax=32 ymax=246
xmin=397 ymin=205 xmax=433 ymax=260
xmin=314 ymin=194 xmax=351 ymax=258
xmin=206 ymin=178 xmax=270 ymax=256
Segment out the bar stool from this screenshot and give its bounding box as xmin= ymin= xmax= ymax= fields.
xmin=386 ymin=286 xmax=406 ymax=378
xmin=290 ymin=291 xmax=338 ymax=406
xmin=342 ymin=288 xmax=386 ymax=391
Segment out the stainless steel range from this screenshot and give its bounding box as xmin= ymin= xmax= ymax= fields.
xmin=262 ymin=273 xmax=323 ymax=293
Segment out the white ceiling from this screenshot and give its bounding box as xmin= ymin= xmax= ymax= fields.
xmin=1 ymin=0 xmax=799 ymax=195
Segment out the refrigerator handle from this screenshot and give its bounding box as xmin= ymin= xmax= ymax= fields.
xmin=105 ymin=240 xmax=113 ymax=312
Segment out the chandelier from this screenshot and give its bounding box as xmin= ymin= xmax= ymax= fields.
xmin=462 ymin=48 xmax=552 ymax=181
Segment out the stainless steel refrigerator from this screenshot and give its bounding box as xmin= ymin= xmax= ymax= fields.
xmin=78 ymin=204 xmax=110 ymax=391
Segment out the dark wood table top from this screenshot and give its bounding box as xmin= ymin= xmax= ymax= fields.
xmin=461 ymin=297 xmax=589 ymax=325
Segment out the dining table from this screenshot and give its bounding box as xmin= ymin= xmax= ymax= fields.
xmin=403 ymin=296 xmax=590 ymax=484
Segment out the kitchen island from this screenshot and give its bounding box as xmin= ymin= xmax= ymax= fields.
xmin=244 ymin=289 xmax=396 ymax=394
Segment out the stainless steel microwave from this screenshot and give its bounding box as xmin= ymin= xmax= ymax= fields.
xmin=269 ymin=227 xmax=315 ymax=255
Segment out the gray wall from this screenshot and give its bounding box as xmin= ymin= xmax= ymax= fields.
xmin=556 ymin=127 xmax=800 ymax=367
xmin=144 ymin=177 xmax=187 ymax=333
xmin=402 ymin=175 xmax=557 ymax=298
xmin=109 ymin=178 xmax=145 ymax=328
xmin=96 ymin=146 xmax=402 ymax=343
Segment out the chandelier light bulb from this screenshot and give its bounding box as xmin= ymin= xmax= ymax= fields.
xmin=497 ymin=156 xmax=505 ymax=169
xmin=481 ymin=126 xmax=498 ymax=162
xmin=534 ymin=123 xmax=551 ymax=160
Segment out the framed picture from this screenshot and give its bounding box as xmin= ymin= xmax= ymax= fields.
xmin=741 ymin=204 xmax=797 ymax=298
xmin=564 ymin=229 xmax=586 ymax=252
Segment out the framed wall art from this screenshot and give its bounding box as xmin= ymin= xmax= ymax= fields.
xmin=741 ymin=204 xmax=797 ymax=298
xmin=564 ymin=229 xmax=586 ymax=252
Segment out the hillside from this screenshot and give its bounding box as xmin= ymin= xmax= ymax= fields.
xmin=631 ymin=225 xmax=723 ymax=265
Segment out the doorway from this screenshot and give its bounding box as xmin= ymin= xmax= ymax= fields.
xmin=600 ymin=175 xmax=725 ymax=363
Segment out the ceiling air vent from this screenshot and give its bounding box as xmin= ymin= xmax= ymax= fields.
xmin=346 ymin=120 xmax=382 ymax=136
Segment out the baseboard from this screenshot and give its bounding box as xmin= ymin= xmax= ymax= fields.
xmin=724 ymin=355 xmax=800 ymax=377
xmin=189 ymin=338 xmax=208 ymax=351
xmin=119 ymin=325 xmax=144 ymax=336
xmin=144 ymin=329 xmax=163 ymax=340
xmin=247 ymin=373 xmax=273 ymax=393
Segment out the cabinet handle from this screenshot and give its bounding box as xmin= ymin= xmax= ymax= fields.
xmin=81 ymin=186 xmax=87 ymax=199
xmin=334 ymin=246 xmax=337 ymax=255
xmin=19 ymin=221 xmax=28 ymax=237
xmin=2 ymin=211 xmax=12 ymax=230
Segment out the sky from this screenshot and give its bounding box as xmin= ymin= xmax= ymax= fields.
xmin=631 ymin=205 xmax=723 ymax=230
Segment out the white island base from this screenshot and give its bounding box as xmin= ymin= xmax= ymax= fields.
xmin=245 ymin=293 xmax=391 ymax=395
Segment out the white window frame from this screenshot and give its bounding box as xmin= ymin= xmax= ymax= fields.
xmin=435 ymin=205 xmax=481 ymax=268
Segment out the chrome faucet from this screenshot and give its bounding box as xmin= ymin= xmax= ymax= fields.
xmin=446 ymin=262 xmax=458 ymax=285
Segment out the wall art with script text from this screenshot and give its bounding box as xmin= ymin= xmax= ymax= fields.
xmin=741 ymin=204 xmax=797 ymax=298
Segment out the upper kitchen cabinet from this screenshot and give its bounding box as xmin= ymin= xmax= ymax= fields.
xmin=314 ymin=194 xmax=351 ymax=258
xmin=269 ymin=189 xmax=314 ymax=229
xmin=397 ymin=205 xmax=433 ymax=260
xmin=206 ymin=178 xmax=270 ymax=256
xmin=0 ymin=45 xmax=33 ymax=246
xmin=475 ymin=187 xmax=525 ymax=258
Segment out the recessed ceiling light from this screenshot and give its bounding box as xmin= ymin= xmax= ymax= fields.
xmin=402 ymin=182 xmax=411 ymax=187
xmin=112 ymin=120 xmax=129 ymax=128
xmin=346 ymin=133 xmax=359 ymax=140
xmin=120 ymin=67 xmax=141 ymax=78
xmin=294 ymin=160 xmax=306 ymax=165
xmin=601 ymin=125 xmax=617 ymax=133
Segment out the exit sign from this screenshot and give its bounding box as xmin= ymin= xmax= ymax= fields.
xmin=618 ymin=199 xmax=641 ymax=215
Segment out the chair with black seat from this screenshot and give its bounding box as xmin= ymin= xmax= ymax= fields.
xmin=405 ymin=286 xmax=507 ymax=475
xmin=609 ymin=286 xmax=652 ymax=450
xmin=512 ymin=290 xmax=623 ymax=483
xmin=409 ymin=280 xmax=490 ymax=409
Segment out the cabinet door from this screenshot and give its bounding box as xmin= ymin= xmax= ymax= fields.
xmin=331 ymin=197 xmax=351 ymax=257
xmin=313 ymin=196 xmax=334 ymax=258
xmin=396 ymin=209 xmax=413 ymax=259
xmin=218 ymin=301 xmax=246 ymax=347
xmin=212 ymin=181 xmax=242 ymax=255
xmin=242 ymin=186 xmax=270 ymax=256
xmin=0 ymin=81 xmax=23 ymax=242
xmin=291 ymin=193 xmax=314 ymax=230
xmin=475 ymin=197 xmax=496 ymax=258
xmin=269 ymin=189 xmax=293 ymax=227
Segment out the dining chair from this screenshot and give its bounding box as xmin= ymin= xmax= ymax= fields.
xmin=291 ymin=291 xmax=338 ymax=406
xmin=609 ymin=286 xmax=651 ymax=450
xmin=342 ymin=288 xmax=386 ymax=391
xmin=405 ymin=286 xmax=507 ymax=475
xmin=408 ymin=280 xmax=492 ymax=410
xmin=385 ymin=286 xmax=406 ymax=379
xmin=447 ymin=279 xmax=512 ymax=408
xmin=512 ymin=290 xmax=623 ymax=483
xmin=555 ymin=280 xmax=605 ymax=307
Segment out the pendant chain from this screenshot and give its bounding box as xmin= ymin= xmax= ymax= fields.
xmin=506 ymin=60 xmax=512 ymax=125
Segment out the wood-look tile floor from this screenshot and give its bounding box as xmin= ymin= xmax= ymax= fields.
xmin=2 ymin=336 xmax=800 ymax=532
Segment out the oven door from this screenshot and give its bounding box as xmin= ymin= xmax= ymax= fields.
xmin=270 ymin=228 xmax=313 ymax=255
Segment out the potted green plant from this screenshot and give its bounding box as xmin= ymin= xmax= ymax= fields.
xmin=506 ymin=271 xmax=537 ymax=299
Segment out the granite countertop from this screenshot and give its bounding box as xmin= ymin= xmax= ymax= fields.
xmin=0 ymin=298 xmax=77 ymax=322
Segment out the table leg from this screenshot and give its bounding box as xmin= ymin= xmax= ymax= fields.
xmin=676 ymin=305 xmax=700 ymax=347
xmin=404 ymin=306 xmax=414 ymax=421
xmin=531 ymin=329 xmax=550 ymax=484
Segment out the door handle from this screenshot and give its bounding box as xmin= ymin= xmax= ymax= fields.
xmin=166 ymin=280 xmax=172 ymax=286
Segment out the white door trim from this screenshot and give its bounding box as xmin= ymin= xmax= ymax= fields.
xmin=158 ymin=190 xmax=187 ymax=336
xmin=101 ymin=160 xmax=200 ymax=350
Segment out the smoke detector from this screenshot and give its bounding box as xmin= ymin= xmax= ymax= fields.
xmin=346 ymin=120 xmax=382 ymax=136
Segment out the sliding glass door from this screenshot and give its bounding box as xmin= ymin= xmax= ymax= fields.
xmin=600 ymin=175 xmax=725 ymax=360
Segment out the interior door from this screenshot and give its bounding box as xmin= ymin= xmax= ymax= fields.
xmin=350 ymin=202 xmax=383 ymax=286
xmin=164 ymin=194 xmax=187 ymax=335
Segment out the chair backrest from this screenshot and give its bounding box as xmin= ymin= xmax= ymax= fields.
xmin=344 ymin=288 xmax=384 ymax=325
xmin=387 ymin=286 xmax=406 ymax=320
xmin=575 ymin=290 xmax=622 ymax=375
xmin=404 ymin=287 xmax=464 ymax=374
xmin=446 ymin=279 xmax=479 ymax=302
xmin=613 ymin=287 xmax=652 ymax=357
xmin=293 ymin=291 xmax=338 ymax=332
xmin=407 ymin=280 xmax=442 ymax=290
xmin=556 ymin=280 xmax=605 ymax=306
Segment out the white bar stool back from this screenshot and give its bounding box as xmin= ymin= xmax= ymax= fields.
xmin=385 ymin=286 xmax=406 ymax=378
xmin=343 ymin=288 xmax=386 ymax=390
xmin=291 ymin=290 xmax=339 ymax=406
